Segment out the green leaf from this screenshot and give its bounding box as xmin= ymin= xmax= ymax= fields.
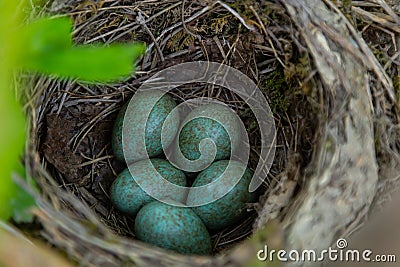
xmin=0 ymin=84 xmax=26 ymax=220
xmin=0 ymin=11 xmax=145 ymax=221
xmin=23 ymin=43 xmax=146 ymax=82
xmin=0 ymin=0 xmax=26 ymax=221
xmin=19 ymin=17 xmax=146 ymax=82
xmin=9 ymin=183 xmax=36 ymax=223
xmin=19 ymin=17 xmax=72 ymax=59
xmin=8 ymin=162 xmax=37 ymax=224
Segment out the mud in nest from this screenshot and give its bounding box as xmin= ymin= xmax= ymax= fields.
xmin=24 ymin=0 xmax=400 ymax=266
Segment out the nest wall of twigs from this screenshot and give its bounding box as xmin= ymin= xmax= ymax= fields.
xmin=24 ymin=0 xmax=400 ymax=266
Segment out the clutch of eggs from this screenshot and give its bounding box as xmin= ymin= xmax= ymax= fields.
xmin=111 ymin=92 xmax=257 ymax=255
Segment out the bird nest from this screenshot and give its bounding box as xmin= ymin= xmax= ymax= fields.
xmin=24 ymin=0 xmax=400 ymax=266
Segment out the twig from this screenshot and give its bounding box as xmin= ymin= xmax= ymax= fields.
xmin=181 ymin=0 xmax=201 ymax=40
xmin=215 ymin=0 xmax=256 ymax=31
xmin=373 ymin=0 xmax=400 ymax=25
xmin=137 ymin=12 xmax=165 ymax=62
xmin=352 ymin=6 xmax=400 ymax=33
xmin=249 ymin=5 xmax=285 ymax=67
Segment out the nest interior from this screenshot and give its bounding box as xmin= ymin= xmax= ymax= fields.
xmin=24 ymin=0 xmax=400 ymax=266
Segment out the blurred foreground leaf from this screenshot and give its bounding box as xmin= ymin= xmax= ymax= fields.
xmin=9 ymin=164 xmax=36 ymax=223
xmin=0 ymin=90 xmax=26 ymax=220
xmin=9 ymin=183 xmax=36 ymax=223
xmin=20 ymin=17 xmax=145 ymax=82
xmin=0 ymin=7 xmax=145 ymax=221
xmin=0 ymin=87 xmax=34 ymax=222
xmin=19 ymin=17 xmax=72 ymax=55
xmin=0 ymin=0 xmax=26 ymax=220
xmin=23 ymin=43 xmax=146 ymax=82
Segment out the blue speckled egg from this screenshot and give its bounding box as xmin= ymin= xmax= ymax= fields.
xmin=186 ymin=160 xmax=257 ymax=230
xmin=173 ymin=103 xmax=241 ymax=171
xmin=135 ymin=201 xmax=212 ymax=255
xmin=110 ymin=159 xmax=186 ymax=216
xmin=112 ymin=90 xmax=179 ymax=163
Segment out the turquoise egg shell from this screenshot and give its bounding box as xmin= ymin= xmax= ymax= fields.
xmin=174 ymin=103 xmax=241 ymax=171
xmin=186 ymin=160 xmax=257 ymax=230
xmin=178 ymin=103 xmax=241 ymax=162
xmin=135 ymin=201 xmax=212 ymax=255
xmin=110 ymin=159 xmax=186 ymax=216
xmin=112 ymin=90 xmax=179 ymax=163
xmin=179 ymin=117 xmax=230 ymax=160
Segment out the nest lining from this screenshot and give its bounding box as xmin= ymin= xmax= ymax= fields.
xmin=23 ymin=0 xmax=400 ymax=266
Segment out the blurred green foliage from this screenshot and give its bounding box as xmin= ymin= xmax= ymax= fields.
xmin=0 ymin=0 xmax=28 ymax=221
xmin=20 ymin=17 xmax=145 ymax=81
xmin=0 ymin=1 xmax=145 ymax=222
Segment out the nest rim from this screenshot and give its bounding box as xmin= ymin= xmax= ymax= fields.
xmin=22 ymin=0 xmax=400 ymax=266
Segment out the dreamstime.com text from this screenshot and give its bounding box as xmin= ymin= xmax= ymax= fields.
xmin=257 ymin=238 xmax=397 ymax=263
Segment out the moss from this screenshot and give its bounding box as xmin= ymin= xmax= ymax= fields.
xmin=229 ymin=0 xmax=288 ymax=28
xmin=372 ymin=48 xmax=390 ymax=66
xmin=166 ymin=30 xmax=195 ymax=52
xmin=228 ymin=0 xmax=254 ymax=16
xmin=342 ymin=0 xmax=353 ymax=13
xmin=285 ymin=53 xmax=314 ymax=95
xmin=201 ymin=12 xmax=246 ymax=35
xmin=246 ymin=119 xmax=258 ymax=133
xmin=260 ymin=52 xmax=313 ymax=114
xmin=261 ymin=67 xmax=290 ymax=113
xmin=210 ymin=16 xmax=230 ymax=34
